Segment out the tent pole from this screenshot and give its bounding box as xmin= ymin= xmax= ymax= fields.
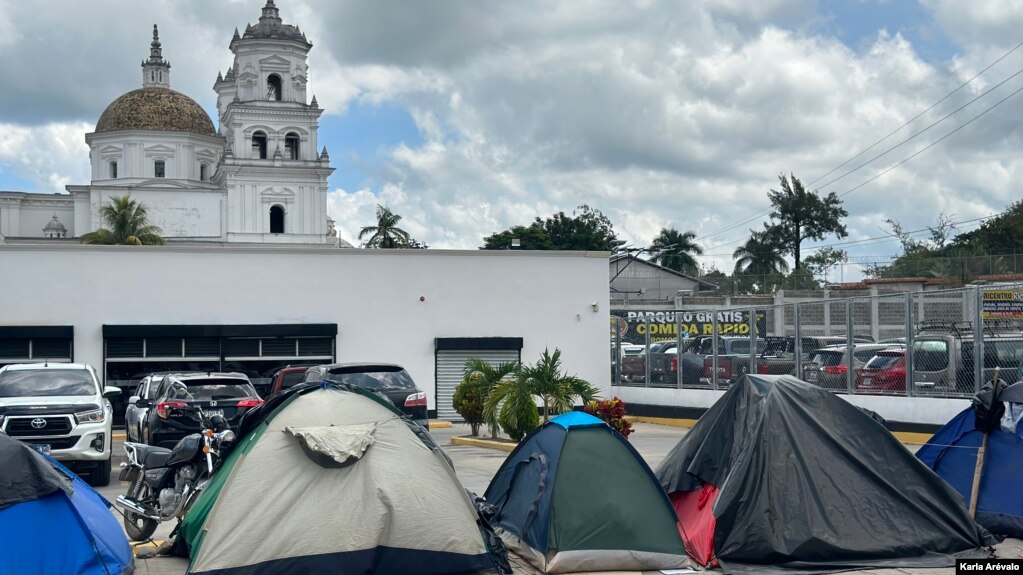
xmin=968 ymin=366 xmax=999 ymax=517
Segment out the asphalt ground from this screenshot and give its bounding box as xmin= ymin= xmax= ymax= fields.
xmin=93 ymin=423 xmax=1020 ymax=575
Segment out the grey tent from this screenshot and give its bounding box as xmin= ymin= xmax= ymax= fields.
xmin=181 ymin=383 xmax=498 ymax=575
xmin=656 ymin=374 xmax=997 ymax=574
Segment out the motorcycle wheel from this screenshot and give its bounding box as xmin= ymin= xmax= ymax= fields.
xmin=123 ymin=483 xmax=159 ymax=542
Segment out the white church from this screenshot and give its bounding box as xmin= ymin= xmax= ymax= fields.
xmin=0 ymin=1 xmax=346 ymax=246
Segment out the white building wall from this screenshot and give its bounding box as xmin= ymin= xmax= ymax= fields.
xmin=0 ymin=245 xmax=611 ymax=410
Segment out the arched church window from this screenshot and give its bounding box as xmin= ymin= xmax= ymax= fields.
xmin=285 ymin=133 xmax=300 ymax=160
xmin=110 ymin=161 xmax=118 ymax=179
xmin=252 ymin=131 xmax=268 ymax=159
xmin=154 ymin=160 xmax=165 ymax=178
xmin=200 ymin=163 xmax=208 ymax=181
xmin=267 ymin=74 xmax=282 ymax=101
xmin=270 ymin=205 xmax=285 ymax=234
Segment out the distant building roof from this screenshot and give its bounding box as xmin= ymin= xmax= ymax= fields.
xmin=976 ymin=273 xmax=1023 ymax=283
xmin=828 ymin=277 xmax=957 ymax=290
xmin=609 ymin=253 xmax=718 ymax=291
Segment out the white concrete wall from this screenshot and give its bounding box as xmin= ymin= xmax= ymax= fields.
xmin=0 ymin=245 xmax=611 ymax=409
xmin=614 ymin=385 xmax=970 ymax=426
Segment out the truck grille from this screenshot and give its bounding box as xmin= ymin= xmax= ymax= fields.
xmin=5 ymin=416 xmax=73 ymax=437
xmin=24 ymin=437 xmax=79 ymax=450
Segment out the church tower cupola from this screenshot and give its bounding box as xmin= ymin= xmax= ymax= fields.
xmin=141 ymin=24 xmax=171 ymax=88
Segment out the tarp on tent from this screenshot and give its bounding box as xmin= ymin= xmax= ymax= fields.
xmin=484 ymin=411 xmax=691 ymax=574
xmin=0 ymin=433 xmax=134 ymax=575
xmin=179 ymin=382 xmax=498 ymax=575
xmin=656 ymin=374 xmax=996 ymax=574
xmin=917 ymin=380 xmax=1023 ymax=538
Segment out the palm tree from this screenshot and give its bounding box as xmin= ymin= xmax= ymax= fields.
xmin=461 ymin=358 xmax=519 ymax=438
xmin=358 ymin=205 xmax=412 ymax=248
xmin=79 ymin=196 xmax=164 ymax=245
xmin=733 ymin=231 xmax=789 ymax=293
xmin=650 ymin=227 xmax=703 ymax=274
xmin=484 ymin=348 xmax=601 ymax=440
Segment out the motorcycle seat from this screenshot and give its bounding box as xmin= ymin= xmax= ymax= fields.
xmin=134 ymin=445 xmax=174 ymax=469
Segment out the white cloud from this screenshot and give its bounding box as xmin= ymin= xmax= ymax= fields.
xmin=0 ymin=122 xmax=91 ymax=192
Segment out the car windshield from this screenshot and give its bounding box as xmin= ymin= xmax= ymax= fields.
xmin=865 ymin=352 xmax=902 ymax=370
xmin=811 ymin=351 xmax=844 ymax=366
xmin=167 ymin=380 xmax=255 ymax=401
xmin=326 ymin=368 xmax=416 ymax=391
xmin=913 ymin=340 xmax=949 ymax=371
xmin=0 ymin=368 xmax=96 ymax=397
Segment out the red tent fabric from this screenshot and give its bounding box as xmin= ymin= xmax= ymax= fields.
xmin=669 ymin=484 xmax=719 ymax=568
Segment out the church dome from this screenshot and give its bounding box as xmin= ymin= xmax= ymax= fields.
xmin=95 ymin=87 xmax=215 ymax=136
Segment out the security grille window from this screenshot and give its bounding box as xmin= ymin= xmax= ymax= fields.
xmin=0 ymin=336 xmax=73 ymax=368
xmin=298 ymin=338 xmax=332 ymax=356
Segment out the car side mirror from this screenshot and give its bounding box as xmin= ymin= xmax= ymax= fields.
xmin=103 ymin=386 xmax=122 ymax=399
xmin=135 ymin=399 xmax=150 ymax=408
xmin=128 ymin=395 xmax=140 ymax=405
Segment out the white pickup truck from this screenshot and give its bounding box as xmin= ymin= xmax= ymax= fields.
xmin=0 ymin=363 xmax=120 ymax=486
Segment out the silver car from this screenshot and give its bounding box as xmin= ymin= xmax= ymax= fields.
xmin=125 ymin=374 xmax=165 ymax=442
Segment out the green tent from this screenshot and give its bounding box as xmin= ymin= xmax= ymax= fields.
xmin=484 ymin=411 xmax=691 ymax=573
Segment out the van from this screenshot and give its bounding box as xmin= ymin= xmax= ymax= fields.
xmin=911 ymin=321 xmax=1023 ymax=394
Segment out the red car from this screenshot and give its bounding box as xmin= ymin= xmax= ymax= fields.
xmin=855 ymin=350 xmax=906 ymax=393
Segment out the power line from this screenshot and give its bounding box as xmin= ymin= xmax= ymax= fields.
xmin=806 ymin=39 xmax=1023 ymax=188
xmin=695 ymin=41 xmax=1023 ymax=244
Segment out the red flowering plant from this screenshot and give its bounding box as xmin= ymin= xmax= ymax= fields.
xmin=583 ymin=396 xmax=633 ymax=438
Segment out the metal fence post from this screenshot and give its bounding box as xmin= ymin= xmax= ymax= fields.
xmin=749 ymin=306 xmax=757 ymax=377
xmin=905 ymin=293 xmax=914 ymax=398
xmin=613 ymin=321 xmax=622 ymax=386
xmin=711 ymin=312 xmax=719 ymax=390
xmin=794 ymin=303 xmax=802 ymax=380
xmin=644 ymin=316 xmax=651 ymax=388
xmin=676 ymin=311 xmax=684 ymax=389
xmin=846 ymin=298 xmax=854 ymax=393
xmin=975 ymin=286 xmax=984 ymax=395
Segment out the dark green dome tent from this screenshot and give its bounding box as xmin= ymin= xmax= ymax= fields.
xmin=484 ymin=411 xmax=691 ymax=573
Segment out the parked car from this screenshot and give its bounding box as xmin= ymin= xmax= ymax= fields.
xmin=302 ymin=363 xmax=428 ymax=428
xmin=803 ymin=343 xmax=903 ymax=390
xmin=268 ymin=364 xmax=317 ymax=395
xmin=722 ymin=335 xmax=878 ymax=382
xmin=911 ymin=321 xmax=1023 ymax=394
xmin=855 ymin=350 xmax=907 ymax=393
xmin=0 ymin=363 xmax=119 ymax=486
xmin=124 ymin=373 xmax=169 ymax=442
xmin=139 ymin=372 xmax=262 ymax=448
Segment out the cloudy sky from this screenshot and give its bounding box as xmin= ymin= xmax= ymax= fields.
xmin=2 ymin=0 xmax=1022 ymax=279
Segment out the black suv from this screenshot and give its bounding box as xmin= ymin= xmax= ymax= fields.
xmin=302 ymin=363 xmax=428 ymax=427
xmin=138 ymin=372 xmax=262 ymax=448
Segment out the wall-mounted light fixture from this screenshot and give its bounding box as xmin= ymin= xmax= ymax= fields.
xmin=591 ymin=302 xmax=599 ymax=312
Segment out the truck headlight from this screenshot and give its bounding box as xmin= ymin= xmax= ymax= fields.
xmin=75 ymin=409 xmax=105 ymax=424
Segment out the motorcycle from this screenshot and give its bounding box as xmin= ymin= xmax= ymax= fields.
xmin=116 ymin=406 xmax=236 ymax=541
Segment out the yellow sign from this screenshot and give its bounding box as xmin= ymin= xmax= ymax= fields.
xmin=983 ymin=290 xmax=1023 ymax=320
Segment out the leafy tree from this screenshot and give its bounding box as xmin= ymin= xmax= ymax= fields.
xmin=481 ymin=225 xmax=554 ymax=250
xmin=803 ymin=247 xmax=848 ymax=283
xmin=79 ymin=196 xmax=164 ymax=245
xmin=359 ymin=205 xmax=412 ymax=248
xmin=765 ymin=174 xmax=848 ymax=270
xmin=457 ymin=358 xmax=519 ymax=438
xmin=649 ymin=227 xmax=703 ymax=274
xmin=733 ymin=230 xmax=790 ymax=293
xmin=484 ymin=348 xmax=600 ymax=440
xmin=952 ymin=200 xmax=1023 ymax=255
xmin=701 ymin=269 xmax=737 ymax=294
xmin=481 ymin=205 xmax=620 ymax=251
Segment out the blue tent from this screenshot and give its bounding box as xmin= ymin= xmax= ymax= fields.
xmin=0 ymin=433 xmax=134 ymax=575
xmin=484 ymin=412 xmax=690 ymax=574
xmin=917 ymin=381 xmax=1023 ymax=538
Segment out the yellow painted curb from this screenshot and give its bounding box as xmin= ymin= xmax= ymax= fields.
xmin=625 ymin=415 xmax=699 ymax=429
xmin=451 ymin=436 xmax=518 ymax=452
xmin=131 ymin=540 xmax=164 ymax=551
xmin=892 ymin=431 xmax=934 ymax=444
xmin=112 ymin=432 xmax=127 ymax=441
xmin=428 ymin=421 xmax=453 ymax=429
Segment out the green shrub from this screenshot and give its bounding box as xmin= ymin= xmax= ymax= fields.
xmin=452 ymin=377 xmax=486 ymax=437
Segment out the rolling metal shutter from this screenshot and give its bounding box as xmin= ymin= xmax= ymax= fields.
xmin=435 ymin=349 xmax=520 ymax=422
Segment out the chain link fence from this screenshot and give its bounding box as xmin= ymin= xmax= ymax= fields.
xmin=611 ymin=283 xmax=1023 ymax=399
